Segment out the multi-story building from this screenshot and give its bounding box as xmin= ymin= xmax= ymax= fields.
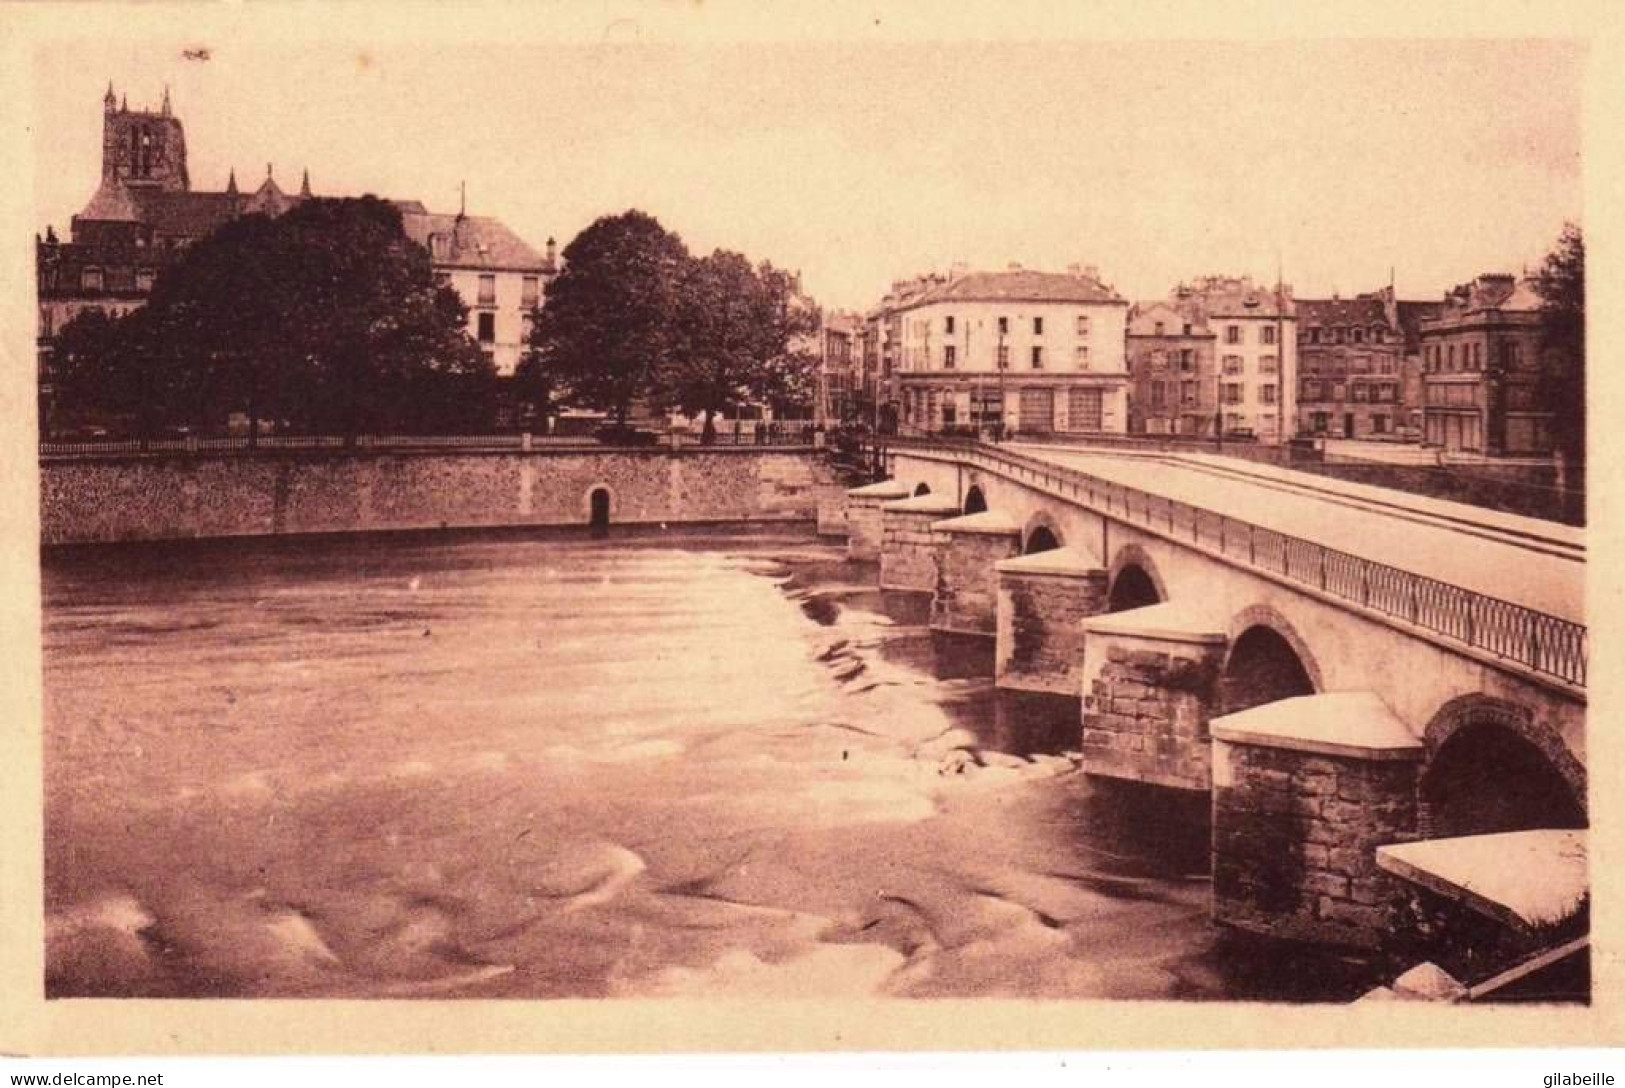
xmin=815 ymin=310 xmax=865 ymax=424
xmin=1169 ymin=275 xmax=1297 ymax=444
xmin=36 ymin=85 xmax=555 ymax=429
xmin=1419 ymin=274 xmax=1556 ymax=455
xmin=888 ymin=264 xmax=1131 ymax=436
xmin=866 ymin=272 xmax=947 ymax=433
xmin=1125 ymin=299 xmax=1215 ymax=436
xmin=397 ymin=210 xmax=556 ymax=377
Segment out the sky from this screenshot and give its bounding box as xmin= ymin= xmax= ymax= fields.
xmin=30 ymin=33 xmax=1583 ymax=312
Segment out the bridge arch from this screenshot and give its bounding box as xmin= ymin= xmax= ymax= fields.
xmin=962 ymin=484 xmax=988 ymax=515
xmin=1219 ymin=605 xmax=1322 ymax=714
xmin=1107 ymin=544 xmax=1167 ymax=612
xmin=1419 ymin=694 xmax=1586 ymax=838
xmin=913 ymin=482 xmax=932 ymax=497
xmin=1022 ymin=512 xmax=1063 ymax=555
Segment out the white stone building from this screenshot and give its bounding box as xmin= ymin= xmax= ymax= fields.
xmin=890 ymin=265 xmax=1131 ymax=436
xmin=397 ymin=208 xmax=558 ymax=377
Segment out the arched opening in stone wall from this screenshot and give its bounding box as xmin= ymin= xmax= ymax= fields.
xmin=589 ymin=487 xmax=611 ymax=535
xmin=913 ymin=482 xmax=932 ymax=497
xmin=1219 ymin=625 xmax=1316 ymax=714
xmin=1024 ymin=525 xmax=1061 ymax=555
xmin=1422 ymin=722 xmax=1586 ymax=838
xmin=962 ymin=485 xmax=988 ymax=515
xmin=1107 ymin=564 xmax=1162 ymax=613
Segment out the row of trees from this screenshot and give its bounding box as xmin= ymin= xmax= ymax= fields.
xmin=514 ymin=210 xmax=818 ymax=441
xmin=52 ymin=197 xmax=498 ymax=438
xmin=49 ymin=203 xmax=820 ymax=441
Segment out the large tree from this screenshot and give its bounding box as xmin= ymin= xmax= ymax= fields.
xmin=527 ymin=211 xmax=689 ymax=425
xmin=62 ymin=196 xmax=494 ymax=439
xmin=1531 ymin=222 xmax=1584 ymax=469
xmin=660 ymin=253 xmax=821 ymax=441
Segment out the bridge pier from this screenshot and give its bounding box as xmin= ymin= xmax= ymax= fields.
xmin=844 ymin=480 xmax=911 ymax=560
xmin=929 ymin=512 xmax=1023 ymax=636
xmin=878 ymin=494 xmax=962 ymax=591
xmin=1079 ymin=603 xmax=1226 ymax=791
xmin=1210 ymin=693 xmax=1423 ymax=949
xmin=993 ymin=548 xmax=1108 ymax=695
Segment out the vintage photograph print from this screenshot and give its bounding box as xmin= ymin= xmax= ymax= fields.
xmin=22 ymin=9 xmax=1592 ymax=1030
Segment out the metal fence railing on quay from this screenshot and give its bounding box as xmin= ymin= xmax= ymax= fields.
xmin=887 ymin=436 xmax=1586 ymax=691
xmin=39 ymin=431 xmax=820 ymax=459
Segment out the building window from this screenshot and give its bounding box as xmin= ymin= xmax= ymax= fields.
xmin=1260 ymin=384 xmax=1277 ymax=405
xmin=1150 ymin=349 xmax=1167 ymax=371
xmin=1181 ymin=380 xmax=1197 ymax=406
xmin=945 ymin=315 xmax=955 ymax=335
xmin=1222 ymin=355 xmax=1243 ymax=376
xmin=135 ymin=268 xmax=155 ymax=292
xmin=1150 ymin=381 xmax=1167 ymax=409
xmin=1309 ymin=327 xmax=1321 ymax=344
xmin=1031 ymin=346 xmax=1044 ymax=369
xmin=1178 ymin=349 xmax=1193 ymax=372
xmin=1033 ymin=316 xmax=1044 ymax=335
xmin=522 ymin=313 xmax=534 ymax=341
xmin=81 ymin=267 xmax=103 ymax=292
xmin=1153 ymin=321 xmax=1165 ymax=336
xmin=1225 ymin=325 xmax=1241 ymax=344
xmin=521 ymin=276 xmax=540 ymax=308
xmin=477 ymin=312 xmax=496 ymax=342
xmin=1074 ymin=345 xmax=1089 ymax=368
xmin=1303 ymin=380 xmax=1321 ymax=400
xmin=1333 ymin=383 xmax=1346 ymax=400
xmin=1373 ymin=414 xmax=1389 ymax=435
xmin=1352 ymin=384 xmax=1369 ymax=402
xmin=997 ymin=344 xmax=1010 ymax=369
xmin=478 ymin=274 xmax=496 ymax=306
xmin=1352 ymin=328 xmax=1364 ymax=344
xmin=430 ymin=234 xmax=451 ymax=260
xmin=1222 ymin=383 xmax=1244 ymax=405
xmin=1259 ymin=354 xmax=1278 ymax=374
xmin=1075 ymin=315 xmax=1089 ymax=336
xmin=998 ymin=316 xmax=1009 ymax=335
xmin=944 ymin=344 xmax=957 ymax=369
xmin=1068 ymin=387 xmax=1103 ymax=432
xmin=1262 ymin=325 xmax=1277 ymax=345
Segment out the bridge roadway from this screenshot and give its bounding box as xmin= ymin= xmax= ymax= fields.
xmin=1007 ymin=442 xmax=1583 ymax=623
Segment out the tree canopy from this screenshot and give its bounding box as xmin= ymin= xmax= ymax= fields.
xmin=1531 ymin=222 xmax=1584 ymax=466
xmin=660 ymin=250 xmax=821 ymax=439
xmin=56 ymin=196 xmax=494 ymax=437
xmin=524 ymin=213 xmax=821 ymax=434
xmin=526 ymin=210 xmax=690 ymax=425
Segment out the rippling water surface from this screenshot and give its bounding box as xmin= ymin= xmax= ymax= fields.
xmin=43 ymin=526 xmax=1381 ymax=1001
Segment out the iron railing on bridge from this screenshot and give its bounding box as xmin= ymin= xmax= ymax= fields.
xmin=889 ymin=436 xmax=1587 ymax=691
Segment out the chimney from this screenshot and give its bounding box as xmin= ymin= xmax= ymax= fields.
xmin=1067 ymin=262 xmax=1082 ymax=275
xmin=546 ymin=236 xmax=558 ymax=269
xmin=1007 ymin=261 xmax=1022 ymax=271
xmin=1083 ymin=264 xmax=1099 ymax=281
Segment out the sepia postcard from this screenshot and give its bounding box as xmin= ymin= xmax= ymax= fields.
xmin=1 ymin=0 xmax=1622 ymax=1061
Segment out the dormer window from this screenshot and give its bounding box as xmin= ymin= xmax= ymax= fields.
xmin=81 ymin=266 xmax=103 ymax=292
xmin=430 ymin=234 xmax=451 ymax=260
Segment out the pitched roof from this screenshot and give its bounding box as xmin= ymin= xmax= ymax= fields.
xmin=396 ymin=210 xmax=550 ymax=272
xmin=77 ymin=179 xmax=143 ymax=223
xmin=909 ymin=268 xmax=1125 ymax=309
xmin=1296 ymin=297 xmax=1387 ymax=327
xmin=128 ymin=190 xmax=251 ymax=238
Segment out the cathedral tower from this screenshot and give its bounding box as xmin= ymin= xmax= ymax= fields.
xmin=100 ymin=83 xmax=190 ymax=193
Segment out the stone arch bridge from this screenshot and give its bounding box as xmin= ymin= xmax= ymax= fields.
xmin=839 ymin=439 xmax=1586 ymax=954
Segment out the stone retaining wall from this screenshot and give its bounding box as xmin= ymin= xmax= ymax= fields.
xmin=40 ymin=449 xmax=832 ymax=545
xmin=1212 ymin=740 xmax=1421 ymax=948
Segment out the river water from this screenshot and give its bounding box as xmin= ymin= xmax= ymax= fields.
xmin=42 ymin=526 xmax=1382 ymax=1001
